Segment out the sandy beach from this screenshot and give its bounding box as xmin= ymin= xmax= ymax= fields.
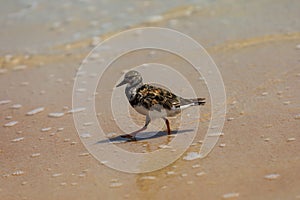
xmin=1 ymin=0 xmax=300 ymax=199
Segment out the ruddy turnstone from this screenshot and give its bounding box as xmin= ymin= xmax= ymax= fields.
xmin=116 ymin=70 xmax=205 ymax=140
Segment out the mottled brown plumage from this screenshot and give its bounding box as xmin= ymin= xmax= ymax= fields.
xmin=129 ymin=84 xmax=179 ymax=110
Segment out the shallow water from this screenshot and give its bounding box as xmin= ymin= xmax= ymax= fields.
xmin=0 ymin=0 xmax=214 ymax=52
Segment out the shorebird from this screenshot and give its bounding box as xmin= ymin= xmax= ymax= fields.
xmin=116 ymin=70 xmax=205 ymax=140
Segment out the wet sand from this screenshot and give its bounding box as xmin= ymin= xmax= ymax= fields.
xmin=1 ymin=0 xmax=300 ymax=199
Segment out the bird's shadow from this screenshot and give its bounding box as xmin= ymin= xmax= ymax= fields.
xmin=95 ymin=129 xmax=194 ymax=144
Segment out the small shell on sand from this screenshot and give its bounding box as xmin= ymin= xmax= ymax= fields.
xmin=5 ymin=116 xmax=12 ymax=120
xmin=83 ymin=122 xmax=93 ymax=126
xmin=52 ymin=173 xmax=62 ymax=177
xmin=166 ymin=171 xmax=175 ymax=175
xmin=76 ymin=88 xmax=87 ymax=93
xmin=21 ymin=181 xmax=28 ymax=185
xmin=0 ymin=100 xmax=11 ymax=105
xmin=181 ymin=173 xmax=188 ymax=177
xmin=139 ymin=176 xmax=156 ymax=180
xmin=11 ymin=137 xmax=24 ymax=142
xmin=219 ymin=143 xmax=226 ymax=147
xmin=196 ymin=171 xmax=206 ymax=176
xmin=49 ymin=132 xmax=56 ymax=136
xmin=57 ymin=127 xmax=64 ymax=132
xmin=79 ymin=152 xmax=90 ymax=157
xmin=222 ymin=193 xmax=239 ymax=199
xmin=183 ymin=152 xmax=201 ymax=161
xmin=147 ymin=15 xmax=163 ymax=23
xmin=48 ymin=112 xmax=64 ymax=118
xmin=264 ymin=173 xmax=280 ymax=180
xmin=10 ymin=104 xmax=22 ymax=109
xmin=12 ymin=170 xmax=25 ymax=176
xmin=110 ymin=182 xmax=123 ymax=188
xmin=31 ymin=153 xmax=41 ymax=158
xmin=20 ymin=82 xmax=29 ymax=86
xmin=41 ymin=127 xmax=52 ymax=132
xmin=4 ymin=121 xmax=18 ymax=127
xmin=26 ymin=107 xmax=45 ymax=116
xmin=67 ymin=107 xmax=86 ymax=114
xmin=80 ymin=133 xmax=91 ymax=138
xmin=158 ymin=144 xmax=172 ymax=149
xmin=100 ymin=160 xmax=108 ymax=165
xmin=287 ymin=138 xmax=296 ymax=142
xmin=294 ymin=114 xmax=300 ymax=120
xmin=192 ymin=164 xmax=201 ymax=168
xmin=208 ymin=132 xmax=224 ymax=137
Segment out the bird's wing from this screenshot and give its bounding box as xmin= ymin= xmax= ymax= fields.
xmin=130 ymin=84 xmax=180 ymax=111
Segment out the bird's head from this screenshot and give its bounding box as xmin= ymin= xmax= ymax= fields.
xmin=116 ymin=70 xmax=143 ymax=87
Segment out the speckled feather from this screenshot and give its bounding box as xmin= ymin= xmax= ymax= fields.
xmin=129 ymin=84 xmax=179 ymax=110
xmin=129 ymin=84 xmax=205 ymax=113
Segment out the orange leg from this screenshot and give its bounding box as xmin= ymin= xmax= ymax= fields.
xmin=164 ymin=118 xmax=171 ymax=135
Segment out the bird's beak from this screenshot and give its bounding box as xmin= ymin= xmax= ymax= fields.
xmin=116 ymin=79 xmax=127 ymax=87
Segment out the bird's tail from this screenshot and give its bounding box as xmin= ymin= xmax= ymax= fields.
xmin=180 ymin=97 xmax=206 ymax=107
xmin=190 ymin=98 xmax=206 ymax=106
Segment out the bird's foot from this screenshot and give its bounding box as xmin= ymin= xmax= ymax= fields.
xmin=121 ymin=134 xmax=137 ymax=141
